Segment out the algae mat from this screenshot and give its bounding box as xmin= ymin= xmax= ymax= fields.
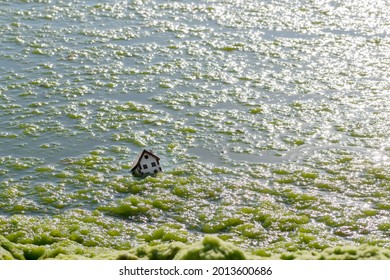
xmin=1 ymin=0 xmax=390 ymax=259
xmin=2 ymin=234 xmax=390 ymax=260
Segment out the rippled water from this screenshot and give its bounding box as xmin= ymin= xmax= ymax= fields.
xmin=0 ymin=0 xmax=389 ymax=255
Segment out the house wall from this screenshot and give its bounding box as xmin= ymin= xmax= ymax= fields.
xmin=139 ymin=154 xmax=161 ymax=174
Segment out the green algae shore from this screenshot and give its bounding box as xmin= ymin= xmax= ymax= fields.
xmin=1 ymin=234 xmax=389 ymax=260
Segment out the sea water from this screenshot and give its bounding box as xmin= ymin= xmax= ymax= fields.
xmin=0 ymin=0 xmax=389 ymax=257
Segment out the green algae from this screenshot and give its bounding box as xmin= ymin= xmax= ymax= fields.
xmin=2 ymin=234 xmax=390 ymax=260
xmin=174 ymin=235 xmax=247 ymax=260
xmin=99 ymin=196 xmax=151 ymax=218
xmin=0 ymin=234 xmax=25 ymax=260
xmin=141 ymin=226 xmax=189 ymax=244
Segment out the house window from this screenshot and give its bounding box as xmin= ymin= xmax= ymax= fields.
xmin=151 ymin=162 xmax=156 ymax=167
xmin=144 ymin=155 xmax=149 ymax=159
xmin=154 ymin=169 xmax=158 ymax=173
xmin=143 ymin=164 xmax=148 ymax=169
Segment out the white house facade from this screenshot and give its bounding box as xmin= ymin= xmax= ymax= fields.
xmin=131 ymin=149 xmax=162 ymax=176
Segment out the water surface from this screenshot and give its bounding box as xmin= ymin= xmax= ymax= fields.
xmin=0 ymin=0 xmax=389 ymax=255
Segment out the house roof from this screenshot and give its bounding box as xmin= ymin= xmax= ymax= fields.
xmin=130 ymin=149 xmax=160 ymax=171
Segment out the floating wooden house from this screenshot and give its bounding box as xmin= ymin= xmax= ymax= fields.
xmin=131 ymin=149 xmax=162 ymax=176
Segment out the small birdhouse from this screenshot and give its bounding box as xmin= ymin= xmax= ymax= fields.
xmin=131 ymin=149 xmax=162 ymax=176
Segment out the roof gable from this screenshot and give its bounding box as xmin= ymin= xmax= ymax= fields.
xmin=131 ymin=149 xmax=160 ymax=171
